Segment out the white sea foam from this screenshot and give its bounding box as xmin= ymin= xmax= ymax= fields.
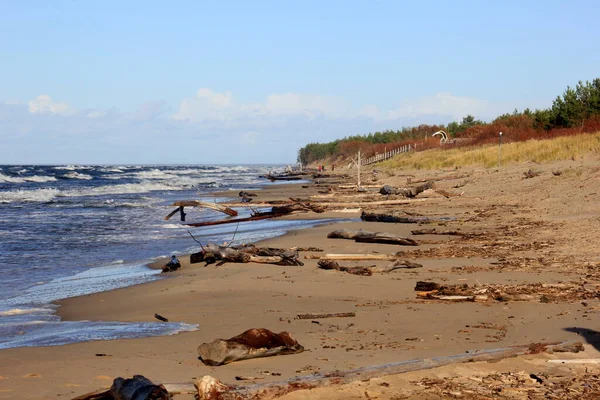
xmin=0 ymin=173 xmax=57 ymax=183
xmin=0 ymin=308 xmax=52 ymax=316
xmin=0 ymin=188 xmax=60 ymax=203
xmin=63 ymin=171 xmax=93 ymax=180
xmin=53 ymin=165 xmax=77 ymax=170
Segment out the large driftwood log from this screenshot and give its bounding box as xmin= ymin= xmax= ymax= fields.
xmin=379 ymin=181 xmax=434 ymax=197
xmin=327 ymin=229 xmax=418 ymax=246
xmin=197 ymin=328 xmax=304 ymax=366
xmin=361 ymin=211 xmax=454 ymax=224
xmin=184 ymin=203 xmax=325 ymax=227
xmin=190 ymin=244 xmax=303 ymax=266
xmin=318 ymin=259 xmax=422 ymax=276
xmin=165 ymin=200 xmax=238 ymax=220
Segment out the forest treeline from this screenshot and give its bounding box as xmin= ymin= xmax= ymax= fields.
xmin=297 ymin=79 xmax=600 ymax=164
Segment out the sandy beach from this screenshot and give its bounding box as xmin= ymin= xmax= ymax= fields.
xmin=1 ymin=156 xmax=600 ymax=399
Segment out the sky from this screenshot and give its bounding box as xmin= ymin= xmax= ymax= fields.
xmin=1 ymin=0 xmax=599 ymax=164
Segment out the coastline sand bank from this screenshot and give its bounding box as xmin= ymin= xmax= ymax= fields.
xmin=1 ymin=157 xmax=600 ymax=399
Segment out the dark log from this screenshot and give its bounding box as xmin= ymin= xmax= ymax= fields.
xmin=296 ymin=312 xmax=355 ymax=320
xmin=154 ymin=314 xmax=168 ymax=322
xmin=110 ymin=375 xmax=169 ymax=400
xmin=361 ymin=211 xmax=455 ymax=224
xmin=197 ymin=328 xmax=304 ymax=366
xmin=379 ymin=181 xmax=434 ymax=197
xmin=415 ymin=281 xmax=441 ymax=291
xmin=317 ymin=260 xmax=372 ymax=276
xmin=327 ymin=229 xmax=418 ymax=246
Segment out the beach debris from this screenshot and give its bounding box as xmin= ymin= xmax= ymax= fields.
xmin=379 ymin=181 xmax=434 ymax=197
xmin=197 ymin=328 xmax=304 ymax=366
xmin=523 ymin=169 xmax=541 ymax=179
xmin=75 ymin=341 xmax=583 ymax=399
xmin=327 ymin=229 xmax=418 ymax=246
xmin=190 ymin=244 xmax=303 ymax=266
xmin=317 ymin=259 xmax=421 ymax=276
xmin=407 ymin=173 xmax=470 ymax=184
xmin=183 ymin=202 xmax=326 ymax=228
xmin=72 ymin=375 xmax=169 ymax=400
xmin=306 ymin=253 xmax=412 ymax=262
xmin=361 ymin=210 xmax=455 ymax=224
xmin=296 ymin=312 xmax=355 ymax=320
xmin=235 ymin=376 xmax=265 ymax=381
xmin=164 ymin=200 xmax=238 ymax=221
xmin=552 ymin=170 xmax=563 ymax=176
xmin=154 ymin=314 xmax=168 ymax=322
xmin=415 ymin=281 xmax=600 ymax=303
xmin=410 ymin=228 xmax=485 ymax=237
xmin=317 ymin=260 xmax=372 ymax=276
xmin=95 ymin=353 xmax=111 ymax=357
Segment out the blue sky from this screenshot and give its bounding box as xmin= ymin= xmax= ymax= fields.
xmin=1 ymin=0 xmax=599 ymax=164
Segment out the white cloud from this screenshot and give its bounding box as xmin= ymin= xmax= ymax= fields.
xmin=28 ymin=95 xmax=75 ymax=116
xmin=362 ymin=92 xmax=493 ymax=121
xmin=174 ymin=89 xmax=346 ymax=121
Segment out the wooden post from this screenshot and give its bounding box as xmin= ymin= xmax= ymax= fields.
xmin=357 ymin=150 xmax=361 ymax=188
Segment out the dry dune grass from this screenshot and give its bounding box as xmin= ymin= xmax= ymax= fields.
xmin=380 ymin=131 xmax=600 ymax=170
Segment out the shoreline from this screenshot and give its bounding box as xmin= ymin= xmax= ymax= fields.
xmin=2 ymin=158 xmax=600 ymax=399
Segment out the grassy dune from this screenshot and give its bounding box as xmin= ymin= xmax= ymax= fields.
xmin=380 ymin=132 xmax=600 ymax=170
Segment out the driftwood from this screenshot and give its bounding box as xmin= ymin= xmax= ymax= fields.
xmin=72 ymin=375 xmax=169 ymax=400
xmin=165 ymin=200 xmax=238 ymax=221
xmin=411 ymin=228 xmax=483 ymax=237
xmin=317 ymin=259 xmax=421 ymax=275
xmin=379 ymin=181 xmax=434 ymax=197
xmin=327 ymin=229 xmax=418 ymax=246
xmin=306 ymin=253 xmax=404 ymax=261
xmin=190 ymin=244 xmax=303 ymax=266
xmin=317 ymin=259 xmax=372 ymax=276
xmin=184 ymin=203 xmax=325 ymax=227
xmin=74 ymin=341 xmax=582 ymax=400
xmin=197 ymin=328 xmax=304 ymax=366
xmin=296 ymin=312 xmax=355 ymax=319
xmin=415 ymin=281 xmax=600 ymax=303
xmin=407 ymin=173 xmax=470 ymax=184
xmin=361 ymin=210 xmax=454 ymax=224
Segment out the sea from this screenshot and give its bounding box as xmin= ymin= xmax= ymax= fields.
xmin=0 ymin=164 xmax=335 ymax=349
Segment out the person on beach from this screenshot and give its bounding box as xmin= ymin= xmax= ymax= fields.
xmin=162 ymin=255 xmax=181 ymax=273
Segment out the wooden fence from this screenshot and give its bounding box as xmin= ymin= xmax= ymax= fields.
xmin=362 ymin=144 xmax=416 ymax=166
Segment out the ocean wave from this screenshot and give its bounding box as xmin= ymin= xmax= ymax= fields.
xmin=0 ymin=173 xmax=57 ymax=183
xmin=62 ymin=171 xmax=93 ymax=180
xmin=0 ymin=188 xmax=60 ymax=203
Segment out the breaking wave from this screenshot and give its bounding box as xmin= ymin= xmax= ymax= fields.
xmin=0 ymin=173 xmax=57 ymax=183
xmin=0 ymin=188 xmax=60 ymax=203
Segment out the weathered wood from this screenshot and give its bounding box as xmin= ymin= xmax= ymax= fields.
xmin=415 ymin=281 xmax=441 ymax=291
xmin=379 ymin=181 xmax=434 ymax=197
xmin=168 ymin=200 xmax=238 ymax=217
xmin=327 ymin=229 xmax=418 ymax=246
xmin=317 ymin=260 xmax=372 ymax=276
xmin=296 ymin=312 xmax=355 ymax=319
xmin=407 ymin=173 xmax=470 ymax=184
xmin=191 ymin=244 xmax=303 ymax=266
xmin=197 ymin=328 xmax=304 ymax=366
xmin=305 ymin=253 xmax=403 ymax=261
xmin=371 ymin=260 xmax=423 ymax=272
xmin=361 ymin=210 xmax=454 ymax=224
